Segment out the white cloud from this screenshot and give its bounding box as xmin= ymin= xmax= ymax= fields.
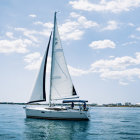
xmin=70 ymin=12 xmax=99 ymax=28
xmin=68 ymin=65 xmax=89 ymax=76
xmin=0 ymin=39 xmax=32 ymax=53
xmin=100 ymin=68 xmax=140 ymax=80
xmin=77 ymin=16 xmax=99 ymax=28
xmin=24 ymin=52 xmax=51 ymax=71
xmin=128 ymin=23 xmax=135 ymax=27
xmin=109 ymin=56 xmax=115 ymax=58
xmin=59 ymin=13 xmax=98 ymax=40
xmin=130 ymin=34 xmax=140 ymax=40
xmin=6 ymin=32 xmax=14 ymax=39
xmin=61 ymin=29 xmax=84 ymax=40
xmin=29 ymin=14 xmax=37 ymax=18
xmin=70 ymin=12 xmax=81 ymax=18
xmin=122 ymin=41 xmax=137 ymax=46
xmin=90 ymin=52 xmax=140 ymax=82
xmin=89 ymin=39 xmax=116 ymax=49
xmin=102 ymin=20 xmax=119 ymax=31
xmin=43 ymin=22 xmax=53 ymax=28
xmin=91 ymin=53 xmax=140 ymax=71
xmin=33 ymin=21 xmax=43 ymax=25
xmin=69 ymin=0 xmax=140 ymax=13
xmin=14 ymin=27 xmax=51 ymax=42
xmin=34 ymin=21 xmax=53 ymax=29
xmin=0 ymin=25 xmax=51 ymax=54
xmin=38 ymin=29 xmax=51 ymax=37
xmin=15 ymin=28 xmax=39 ymax=42
xmin=24 ymin=52 xmax=41 ymax=63
xmin=24 ymin=52 xmax=42 ymax=70
xmin=136 ymin=27 xmax=140 ymax=31
xmin=119 ymin=81 xmax=128 ymax=86
xmin=59 ymin=21 xmax=79 ymax=39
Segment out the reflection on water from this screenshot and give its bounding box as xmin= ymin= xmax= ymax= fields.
xmin=24 ymin=118 xmax=89 ymax=140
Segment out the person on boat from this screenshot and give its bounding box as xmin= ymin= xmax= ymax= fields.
xmin=83 ymin=102 xmax=86 ymax=110
xmin=79 ymin=105 xmax=82 ymax=111
xmin=71 ymin=102 xmax=74 ymax=109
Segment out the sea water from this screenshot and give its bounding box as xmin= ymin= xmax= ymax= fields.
xmin=0 ymin=104 xmax=140 ymax=140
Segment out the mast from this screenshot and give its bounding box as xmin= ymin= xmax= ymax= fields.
xmin=49 ymin=12 xmax=57 ymax=106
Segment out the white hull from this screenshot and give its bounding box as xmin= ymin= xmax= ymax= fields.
xmin=25 ymin=106 xmax=90 ymax=120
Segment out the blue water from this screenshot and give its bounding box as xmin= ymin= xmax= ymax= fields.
xmin=0 ymin=105 xmax=140 ymax=140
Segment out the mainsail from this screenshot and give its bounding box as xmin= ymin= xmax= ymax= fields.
xmin=49 ymin=12 xmax=77 ymax=102
xmin=28 ymin=33 xmax=52 ymax=103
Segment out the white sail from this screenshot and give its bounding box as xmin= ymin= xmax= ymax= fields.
xmin=29 ymin=55 xmax=46 ymax=103
xmin=50 ymin=13 xmax=77 ymax=101
xmin=28 ymin=33 xmax=52 ymax=103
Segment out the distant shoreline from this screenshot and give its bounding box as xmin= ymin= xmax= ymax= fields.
xmin=0 ymin=102 xmax=140 ymax=107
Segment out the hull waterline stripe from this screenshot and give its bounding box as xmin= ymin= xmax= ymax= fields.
xmin=26 ymin=116 xmax=89 ymax=120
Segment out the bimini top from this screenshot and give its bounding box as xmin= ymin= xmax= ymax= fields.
xmin=63 ymin=100 xmax=88 ymax=103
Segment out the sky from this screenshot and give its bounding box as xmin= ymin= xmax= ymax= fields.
xmin=0 ymin=0 xmax=140 ymax=104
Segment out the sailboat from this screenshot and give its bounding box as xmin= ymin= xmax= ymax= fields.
xmin=25 ymin=12 xmax=90 ymax=120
